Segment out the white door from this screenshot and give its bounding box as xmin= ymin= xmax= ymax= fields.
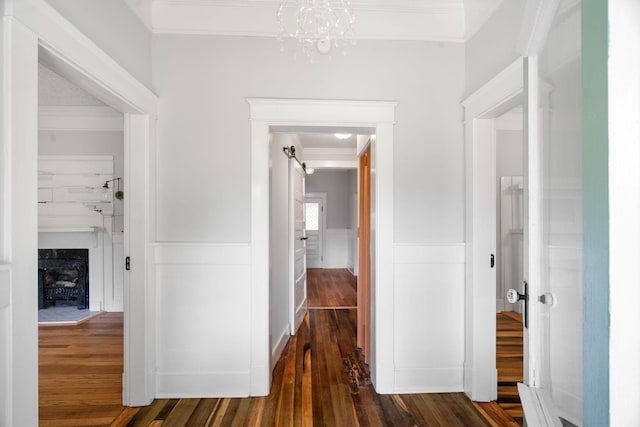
xmin=304 ymin=196 xmax=324 ymax=268
xmin=514 ymin=51 xmax=582 ymax=426
xmin=289 ymin=161 xmax=307 ymax=334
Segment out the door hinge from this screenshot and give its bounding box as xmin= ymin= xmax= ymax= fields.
xmin=490 ymin=254 xmax=495 ymax=268
xmin=125 ymin=256 xmax=130 ymax=271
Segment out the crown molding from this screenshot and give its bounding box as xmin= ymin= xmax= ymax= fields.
xmin=151 ymin=0 xmax=465 ymax=42
xmin=301 ymin=147 xmax=357 ymax=156
xmin=39 ymin=106 xmax=124 ymax=131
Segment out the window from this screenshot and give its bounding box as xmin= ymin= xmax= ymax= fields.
xmin=305 ymin=203 xmax=319 ymax=231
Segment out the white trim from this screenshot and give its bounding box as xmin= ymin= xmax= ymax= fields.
xmin=517 ymin=0 xmax=561 ymax=56
xmin=38 ymin=106 xmax=124 ymax=131
xmin=394 ymin=367 xmax=463 ymax=393
xmin=156 ymin=372 xmax=250 ymax=398
xmin=14 ymin=0 xmax=157 ymax=115
xmin=301 ymin=147 xmax=356 ymax=157
xmin=6 ymin=0 xmax=159 ymax=409
xmin=249 ymin=98 xmax=396 ymax=394
xmin=151 ymin=1 xmax=465 ymax=42
xmin=461 ymin=57 xmax=523 ymax=402
xmin=304 ymin=160 xmax=358 ymax=169
xmin=270 ymin=325 xmax=290 ymax=372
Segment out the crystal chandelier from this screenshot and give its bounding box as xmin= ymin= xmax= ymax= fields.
xmin=276 ymin=0 xmax=356 ymax=57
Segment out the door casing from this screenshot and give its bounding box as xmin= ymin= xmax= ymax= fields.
xmin=1 ymin=2 xmax=158 ymax=424
xmin=248 ymin=99 xmax=397 ymax=394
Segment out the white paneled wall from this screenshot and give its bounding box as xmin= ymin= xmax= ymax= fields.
xmin=38 ymin=155 xmax=123 ymax=311
xmin=154 ymin=243 xmax=252 ymax=397
xmin=393 ymin=244 xmax=465 ymax=392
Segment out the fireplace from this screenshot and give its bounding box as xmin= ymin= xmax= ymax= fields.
xmin=38 ymin=249 xmax=89 ymax=310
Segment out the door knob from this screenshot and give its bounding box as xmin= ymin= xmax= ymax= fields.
xmin=507 ymin=288 xmax=527 ymax=304
xmin=300 ymin=236 xmax=308 ymax=241
xmin=506 ymin=281 xmax=529 ymax=329
xmin=538 ymin=292 xmax=555 ymax=306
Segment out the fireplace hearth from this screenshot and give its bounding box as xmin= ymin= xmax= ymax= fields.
xmin=38 ymin=249 xmax=89 ymax=310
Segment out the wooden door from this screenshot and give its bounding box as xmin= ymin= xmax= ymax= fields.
xmin=289 ymin=160 xmax=308 ymax=334
xmin=358 ymin=147 xmax=371 ymax=363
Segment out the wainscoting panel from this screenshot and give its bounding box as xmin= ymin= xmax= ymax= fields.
xmin=393 ymin=244 xmax=465 ymax=393
xmin=547 ymin=245 xmax=582 ymax=424
xmin=154 ymin=243 xmax=252 ymax=397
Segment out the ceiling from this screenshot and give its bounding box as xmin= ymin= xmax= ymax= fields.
xmin=123 ymin=0 xmax=506 ymax=42
xmin=38 ymin=64 xmax=106 ymax=107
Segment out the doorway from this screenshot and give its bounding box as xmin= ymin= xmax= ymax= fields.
xmin=251 ymin=99 xmax=397 ymax=394
xmin=493 ymin=105 xmax=525 ymax=424
xmin=0 ymin=10 xmax=157 ymax=423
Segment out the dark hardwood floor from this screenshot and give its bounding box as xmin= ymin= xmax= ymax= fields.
xmin=496 ymin=311 xmax=524 ymax=425
xmin=124 ymin=309 xmax=491 ymax=426
xmin=39 ymin=312 xmax=125 ymax=427
xmin=307 ymin=268 xmax=357 ymax=308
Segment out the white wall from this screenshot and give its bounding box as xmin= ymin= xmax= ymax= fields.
xmin=45 ymin=0 xmax=153 ymax=89
xmin=269 ymin=133 xmax=293 ymax=369
xmin=464 ymin=1 xmax=525 ymax=96
xmin=152 ymin=35 xmax=466 ymax=395
xmin=153 ymin=36 xmax=464 ymax=244
xmin=39 ymin=131 xmax=125 ymax=228
xmin=306 ymin=169 xmax=357 ymax=269
xmin=306 ymin=170 xmax=352 ymax=229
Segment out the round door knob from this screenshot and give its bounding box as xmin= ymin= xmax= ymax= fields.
xmin=506 ymin=289 xmax=519 ymax=304
xmin=507 ymin=288 xmax=527 ymax=304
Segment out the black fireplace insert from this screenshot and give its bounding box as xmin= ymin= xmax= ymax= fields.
xmin=38 ymin=249 xmax=89 ymax=310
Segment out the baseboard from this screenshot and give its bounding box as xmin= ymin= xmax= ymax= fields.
xmin=394 ymin=367 xmax=463 ymax=394
xmin=347 ymin=267 xmax=357 ymax=276
xmin=271 ymin=325 xmax=290 ymax=371
xmin=156 ymin=372 xmax=250 ymax=398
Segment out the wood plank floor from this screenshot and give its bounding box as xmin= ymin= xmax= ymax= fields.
xmin=123 ymin=309 xmax=491 ymax=427
xmin=496 ymin=312 xmax=524 ymax=425
xmin=307 ymin=268 xmax=357 ymax=308
xmin=39 ymin=312 xmax=125 ymax=427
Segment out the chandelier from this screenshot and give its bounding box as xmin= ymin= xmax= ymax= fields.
xmin=276 ymin=0 xmax=356 ymax=57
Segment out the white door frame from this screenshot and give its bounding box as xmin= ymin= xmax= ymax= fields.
xmin=305 ymin=192 xmax=327 ymax=269
xmin=462 ymin=58 xmax=524 ymax=401
xmin=1 ymin=2 xmax=157 ymax=424
xmin=248 ymin=98 xmax=397 ymax=394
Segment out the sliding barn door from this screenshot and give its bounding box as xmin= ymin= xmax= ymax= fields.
xmin=289 ymin=160 xmax=308 ymax=334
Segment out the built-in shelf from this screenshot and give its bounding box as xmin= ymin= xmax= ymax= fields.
xmin=38 ymin=227 xmax=102 ymax=233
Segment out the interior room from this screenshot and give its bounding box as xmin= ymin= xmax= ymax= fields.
xmin=1 ymin=0 xmax=637 ymax=426
xmin=37 ymin=64 xmax=125 ymax=324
